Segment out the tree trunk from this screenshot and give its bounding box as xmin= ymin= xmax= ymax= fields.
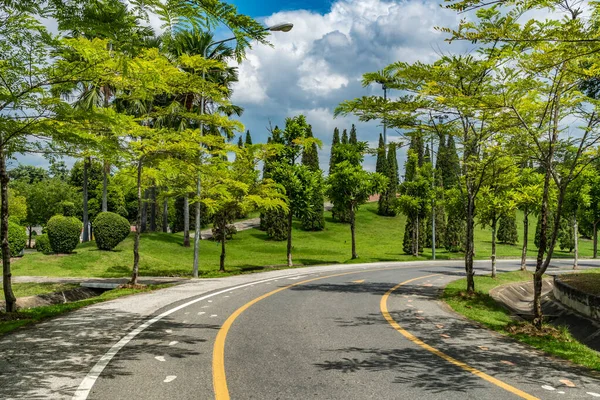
xmin=131 ymin=159 xmax=142 ymax=285
xmin=594 ymin=221 xmax=598 ymax=259
xmin=533 ymin=159 xmax=553 ymax=329
xmin=573 ymin=216 xmax=579 ymax=270
xmin=286 ymin=208 xmax=293 ymax=267
xmin=183 ymin=195 xmax=190 ymax=247
xmin=149 ymin=187 xmax=156 ymax=232
xmin=162 ymin=197 xmax=168 ymax=233
xmin=1 ymin=149 xmax=16 ymax=312
xmin=141 ymin=189 xmax=148 ymax=233
xmin=220 ymin=220 xmax=226 ymax=272
xmin=521 ymin=210 xmax=528 ymax=271
xmin=82 ymin=157 xmax=90 ymax=242
xmin=102 ymin=160 xmax=108 ymax=213
xmin=465 ymin=195 xmax=476 ymax=293
xmin=491 ymin=218 xmax=497 ymax=278
xmin=350 ymin=205 xmax=357 ymax=259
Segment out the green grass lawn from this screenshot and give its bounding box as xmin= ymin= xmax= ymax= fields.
xmin=0 ymin=283 xmax=79 ymax=299
xmin=443 ymin=271 xmax=600 ymax=370
xmin=9 ymin=203 xmax=590 ymax=279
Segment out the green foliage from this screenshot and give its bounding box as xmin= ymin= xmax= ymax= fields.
xmin=8 ymin=165 xmax=49 ymax=184
xmin=445 ymin=189 xmax=466 ymax=252
xmin=7 ymin=221 xmax=27 ymax=257
xmin=46 ymin=215 xmax=83 ymax=254
xmin=425 ymin=204 xmax=447 ymax=248
xmin=244 ymin=130 xmax=252 ymax=146
xmin=378 ymin=143 xmax=399 ymax=217
xmin=498 ymin=213 xmax=519 ymax=244
xmin=264 ymin=208 xmax=288 ymax=241
xmin=35 ymin=234 xmax=52 ymax=254
xmin=535 ymin=212 xmax=556 ymax=251
xmin=93 ymin=212 xmax=131 ymax=251
xmin=60 ymin=201 xmax=76 ymax=217
xmin=328 ymin=127 xmax=340 ymax=176
xmin=558 ymin=218 xmax=575 ymax=252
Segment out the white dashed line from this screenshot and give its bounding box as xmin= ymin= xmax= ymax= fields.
xmin=210 ymin=314 xmax=218 ymax=318
xmin=208 ymin=300 xmax=213 ymax=303
xmin=155 ymin=356 xmax=166 ymax=362
xmin=168 ymin=341 xmax=178 ymax=346
xmin=224 ymin=296 xmax=230 ymax=298
xmin=184 ymin=312 xmax=190 ymax=315
xmin=164 ymin=376 xmax=177 ymax=383
xmin=202 ymin=305 xmax=209 ymax=308
xmin=165 ymin=330 xmax=173 ymax=334
xmin=542 ymin=385 xmax=556 ymax=391
xmin=198 ymin=312 xmax=205 ymax=315
xmin=588 ymin=392 xmax=600 ymax=397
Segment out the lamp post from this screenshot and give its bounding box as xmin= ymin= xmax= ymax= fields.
xmin=192 ymin=23 xmax=294 ymax=278
xmin=430 ymin=114 xmax=448 ymax=261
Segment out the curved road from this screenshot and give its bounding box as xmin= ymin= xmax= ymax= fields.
xmin=69 ymin=260 xmax=600 ymax=400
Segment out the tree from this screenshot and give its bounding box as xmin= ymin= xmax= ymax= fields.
xmin=376 ymin=134 xmax=389 ymax=215
xmin=244 ymin=130 xmax=253 ymax=146
xmin=328 ymin=127 xmax=340 ymax=176
xmin=260 ymin=127 xmax=289 ymax=240
xmin=204 ymin=145 xmax=287 ymax=271
xmin=349 ymin=124 xmax=357 ymax=145
xmin=8 ymin=165 xmax=49 ymax=184
xmin=327 ymin=160 xmax=387 ymax=259
xmin=445 ymin=188 xmax=466 ymax=252
xmin=300 ymin=125 xmax=325 ymax=231
xmin=237 ymin=136 xmax=244 ymax=148
xmin=270 ymin=115 xmax=320 ymax=266
xmin=514 ymin=168 xmax=544 ymax=270
xmin=476 ymin=151 xmax=518 ymax=278
xmin=497 ymin=213 xmax=518 ymax=245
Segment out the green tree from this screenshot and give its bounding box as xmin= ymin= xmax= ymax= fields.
xmin=260 ymin=127 xmax=289 ymax=239
xmin=514 ymin=168 xmax=544 ymax=270
xmin=301 ymin=125 xmax=325 ymax=231
xmin=328 ymin=127 xmax=341 ymax=176
xmin=376 ymin=134 xmax=389 ymax=215
xmin=349 ymin=124 xmax=357 ymax=145
xmin=8 ymin=165 xmax=49 ymax=184
xmin=270 ymin=115 xmax=320 ymax=266
xmin=497 ymin=213 xmax=518 ymax=245
xmin=327 ymin=160 xmax=387 ymax=259
xmin=244 ymin=130 xmax=253 ymax=146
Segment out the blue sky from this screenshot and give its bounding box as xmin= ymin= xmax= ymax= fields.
xmin=232 ymin=0 xmax=334 ymax=17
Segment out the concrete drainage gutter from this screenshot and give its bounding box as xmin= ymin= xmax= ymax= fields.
xmin=490 ymin=277 xmax=600 ymax=352
xmin=553 ymin=276 xmax=600 ymax=321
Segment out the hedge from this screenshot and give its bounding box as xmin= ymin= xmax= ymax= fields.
xmin=5 ymin=221 xmax=27 ymax=257
xmin=46 ymin=215 xmax=82 ymax=254
xmin=93 ymin=212 xmax=130 ymax=250
xmin=35 ymin=234 xmax=52 ymax=254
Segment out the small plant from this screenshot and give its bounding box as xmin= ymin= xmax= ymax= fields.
xmin=46 ymin=215 xmax=83 ymax=254
xmin=35 ymin=234 xmax=52 ymax=254
xmin=93 ymin=212 xmax=130 ymax=250
xmin=6 ymin=221 xmax=27 ymax=257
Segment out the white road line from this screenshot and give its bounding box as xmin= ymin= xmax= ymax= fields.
xmin=210 ymin=314 xmax=218 ymax=318
xmin=588 ymin=393 xmax=600 ymax=397
xmin=197 ymin=312 xmax=205 ymax=315
xmin=168 ymin=341 xmax=178 ymax=346
xmin=163 ymin=376 xmax=177 ymax=383
xmin=165 ymin=329 xmax=172 ymax=334
xmin=155 ymin=356 xmax=166 ymax=362
xmin=542 ymin=385 xmax=556 ymax=391
xmin=72 ymin=274 xmax=302 ymax=400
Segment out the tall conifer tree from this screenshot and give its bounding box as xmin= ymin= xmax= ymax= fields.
xmin=349 ymin=124 xmax=357 ymax=145
xmin=300 ymin=125 xmax=325 ymax=231
xmin=341 ymin=129 xmax=349 ymax=145
xmin=245 ymin=130 xmax=252 ymax=146
xmin=329 ymin=127 xmax=340 ymax=176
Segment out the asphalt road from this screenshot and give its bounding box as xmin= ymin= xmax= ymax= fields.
xmin=71 ymin=259 xmax=600 ymax=400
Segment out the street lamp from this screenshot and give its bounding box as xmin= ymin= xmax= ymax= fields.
xmin=430 ymin=114 xmax=448 ymax=261
xmin=192 ymin=23 xmax=294 ymax=278
xmin=376 ymin=81 xmax=388 ymax=145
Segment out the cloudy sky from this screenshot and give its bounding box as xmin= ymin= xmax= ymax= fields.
xmin=16 ymin=0 xmax=471 ymax=171
xmin=226 ymin=0 xmax=469 ymax=172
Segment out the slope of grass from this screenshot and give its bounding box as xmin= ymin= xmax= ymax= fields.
xmin=443 ymin=271 xmax=600 ymax=370
xmin=9 ymin=203 xmax=590 ymax=279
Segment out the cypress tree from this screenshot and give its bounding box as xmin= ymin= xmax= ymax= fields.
xmin=445 ymin=216 xmax=465 ymax=252
xmin=301 ymin=125 xmax=325 ymax=231
xmin=301 ymin=125 xmax=319 ymax=169
xmin=558 ymin=217 xmax=575 ymax=252
xmin=237 ymin=136 xmax=243 ymax=148
xmin=376 ymin=134 xmax=390 ymax=216
xmin=444 ymin=135 xmax=460 ymax=189
xmin=341 ymin=129 xmax=349 ymax=145
xmin=328 ymin=127 xmax=340 ymax=176
xmin=245 ymin=130 xmax=253 ymax=146
xmin=425 ymin=204 xmax=446 ymax=248
xmin=349 ymin=124 xmax=357 ymax=145
xmin=401 ymin=134 xmax=426 ymax=254
xmin=384 ymin=143 xmax=399 ymax=216
xmin=498 ymin=212 xmax=519 ymax=244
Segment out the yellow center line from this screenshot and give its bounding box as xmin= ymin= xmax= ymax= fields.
xmin=380 ymin=275 xmax=539 ymax=400
xmin=213 ymin=266 xmax=409 ymax=400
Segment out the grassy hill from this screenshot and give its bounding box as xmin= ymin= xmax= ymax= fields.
xmin=10 ymin=202 xmax=590 ymax=278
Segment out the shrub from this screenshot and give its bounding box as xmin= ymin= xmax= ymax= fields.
xmin=35 ymin=234 xmax=52 ymax=254
xmin=46 ymin=215 xmax=82 ymax=254
xmin=93 ymin=211 xmax=130 ymax=250
xmin=5 ymin=221 xmax=27 ymax=257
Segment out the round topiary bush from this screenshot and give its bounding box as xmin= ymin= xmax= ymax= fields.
xmin=35 ymin=234 xmax=52 ymax=254
xmin=46 ymin=215 xmax=82 ymax=254
xmin=93 ymin=211 xmax=130 ymax=251
xmin=6 ymin=221 xmax=26 ymax=257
